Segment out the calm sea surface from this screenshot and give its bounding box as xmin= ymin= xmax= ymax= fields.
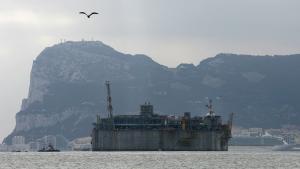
xmin=0 ymin=147 xmax=299 ymax=169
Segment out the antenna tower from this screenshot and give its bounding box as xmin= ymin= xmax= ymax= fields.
xmin=206 ymin=99 xmax=215 ymax=116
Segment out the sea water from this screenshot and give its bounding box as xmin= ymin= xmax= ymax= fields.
xmin=0 ymin=147 xmax=299 ymax=169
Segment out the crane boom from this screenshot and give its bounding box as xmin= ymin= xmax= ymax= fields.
xmin=105 ymin=81 xmax=114 ymax=128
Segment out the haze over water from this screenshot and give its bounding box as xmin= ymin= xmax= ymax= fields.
xmin=0 ymin=147 xmax=299 ymax=169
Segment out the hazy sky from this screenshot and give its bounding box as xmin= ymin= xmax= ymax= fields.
xmin=0 ymin=0 xmax=300 ymax=142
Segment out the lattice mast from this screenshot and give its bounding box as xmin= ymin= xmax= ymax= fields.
xmin=105 ymin=81 xmax=114 ymax=127
xmin=206 ymin=99 xmax=215 ymax=116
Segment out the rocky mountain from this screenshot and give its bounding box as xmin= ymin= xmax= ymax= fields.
xmin=4 ymin=41 xmax=300 ymax=144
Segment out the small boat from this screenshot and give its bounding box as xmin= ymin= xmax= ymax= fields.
xmin=38 ymin=144 xmax=60 ymax=152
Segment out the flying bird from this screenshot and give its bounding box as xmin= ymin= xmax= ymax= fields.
xmin=79 ymin=12 xmax=99 ymax=18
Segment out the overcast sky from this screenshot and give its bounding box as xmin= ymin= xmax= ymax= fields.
xmin=0 ymin=0 xmax=300 ymax=142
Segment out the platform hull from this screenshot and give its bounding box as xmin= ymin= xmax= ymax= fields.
xmin=92 ymin=129 xmax=229 ymax=151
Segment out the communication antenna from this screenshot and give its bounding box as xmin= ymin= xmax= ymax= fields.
xmin=206 ymin=99 xmax=215 ymax=116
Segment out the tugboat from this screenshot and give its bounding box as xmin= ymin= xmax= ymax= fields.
xmin=38 ymin=144 xmax=60 ymax=152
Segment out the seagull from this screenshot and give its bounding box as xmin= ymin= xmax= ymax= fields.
xmin=79 ymin=12 xmax=99 ymax=18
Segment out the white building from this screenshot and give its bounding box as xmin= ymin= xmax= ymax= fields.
xmin=35 ymin=135 xmax=57 ymax=150
xmin=70 ymin=137 xmax=92 ymax=151
xmin=44 ymin=135 xmax=57 ymax=148
xmin=10 ymin=144 xmax=29 ymax=152
xmin=0 ymin=144 xmax=8 ymax=152
xmin=249 ymin=128 xmax=263 ymax=137
xmin=28 ymin=141 xmax=39 ymax=151
xmin=11 ymin=136 xmax=29 ymax=152
xmin=12 ymin=136 xmax=25 ymax=145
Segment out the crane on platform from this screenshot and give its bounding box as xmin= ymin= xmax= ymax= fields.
xmin=105 ymin=81 xmax=114 ymax=128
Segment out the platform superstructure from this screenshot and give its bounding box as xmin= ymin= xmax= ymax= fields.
xmin=91 ymin=81 xmax=232 ymax=151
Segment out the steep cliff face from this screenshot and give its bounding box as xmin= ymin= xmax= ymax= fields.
xmin=4 ymin=41 xmax=300 ymax=144
xmin=5 ymin=41 xmax=171 ymax=144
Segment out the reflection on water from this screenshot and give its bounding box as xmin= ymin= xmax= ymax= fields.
xmin=0 ymin=147 xmax=299 ymax=169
